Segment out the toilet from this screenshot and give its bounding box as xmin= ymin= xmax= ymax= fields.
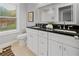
xmin=17 ymin=33 xmax=27 ymax=47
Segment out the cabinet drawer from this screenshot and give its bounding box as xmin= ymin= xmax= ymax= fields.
xmin=49 ymin=32 xmax=64 ymax=39
xmin=39 ymin=38 xmax=47 ymax=44
xmin=39 ymin=31 xmax=47 ymax=38
xmin=32 ymin=30 xmax=38 ymax=35
xmin=49 ymin=32 xmax=64 ymax=43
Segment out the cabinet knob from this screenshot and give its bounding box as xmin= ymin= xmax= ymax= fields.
xmin=68 ymin=26 xmax=72 ymax=30
xmin=74 ymin=36 xmax=79 ymax=40
xmin=59 ymin=46 xmax=61 ymax=49
xmin=63 ymin=47 xmax=66 ymax=51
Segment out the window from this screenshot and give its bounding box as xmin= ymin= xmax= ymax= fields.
xmin=0 ymin=4 xmax=16 ymax=32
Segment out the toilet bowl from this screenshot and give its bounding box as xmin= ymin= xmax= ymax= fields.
xmin=17 ymin=33 xmax=27 ymax=46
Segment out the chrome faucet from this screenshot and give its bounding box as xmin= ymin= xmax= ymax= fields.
xmin=58 ymin=25 xmax=61 ymax=29
xmin=63 ymin=21 xmax=65 ymax=30
xmin=68 ymin=26 xmax=72 ymax=30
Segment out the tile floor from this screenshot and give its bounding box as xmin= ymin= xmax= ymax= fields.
xmin=11 ymin=41 xmax=35 ymax=56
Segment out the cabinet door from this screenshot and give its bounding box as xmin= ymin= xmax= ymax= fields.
xmin=27 ymin=28 xmax=39 ymax=55
xmin=48 ymin=39 xmax=62 ymax=56
xmin=38 ymin=31 xmax=48 ymax=56
xmin=63 ymin=45 xmax=79 ymax=56
xmin=39 ymin=38 xmax=47 ymax=56
xmin=32 ymin=30 xmax=39 ymax=55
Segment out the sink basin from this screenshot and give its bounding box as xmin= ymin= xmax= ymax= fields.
xmin=54 ymin=29 xmax=77 ymax=33
xmin=33 ymin=27 xmax=40 ymax=28
xmin=54 ymin=29 xmax=65 ymax=32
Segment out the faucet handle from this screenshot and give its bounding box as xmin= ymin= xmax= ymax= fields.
xmin=68 ymin=26 xmax=72 ymax=30
xmin=58 ymin=25 xmax=61 ymax=29
xmin=74 ymin=36 xmax=79 ymax=40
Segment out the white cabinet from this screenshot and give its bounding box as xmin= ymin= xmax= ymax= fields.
xmin=27 ymin=28 xmax=39 ymax=55
xmin=48 ymin=33 xmax=63 ymax=56
xmin=48 ymin=40 xmax=79 ymax=56
xmin=27 ymin=28 xmax=48 ymax=56
xmin=48 ymin=39 xmax=62 ymax=56
xmin=48 ymin=40 xmax=62 ymax=56
xmin=38 ymin=31 xmax=48 ymax=56
xmin=63 ymin=45 xmax=79 ymax=56
xmin=27 ymin=28 xmax=33 ymax=51
xmin=39 ymin=38 xmax=47 ymax=56
xmin=27 ymin=28 xmax=79 ymax=56
xmin=32 ymin=29 xmax=39 ymax=55
xmin=48 ymin=32 xmax=79 ymax=56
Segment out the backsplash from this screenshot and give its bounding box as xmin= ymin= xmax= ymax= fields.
xmin=35 ymin=23 xmax=79 ymax=33
xmin=35 ymin=23 xmax=47 ymax=28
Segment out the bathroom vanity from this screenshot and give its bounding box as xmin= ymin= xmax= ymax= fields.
xmin=26 ymin=24 xmax=79 ymax=56
xmin=26 ymin=3 xmax=79 ymax=56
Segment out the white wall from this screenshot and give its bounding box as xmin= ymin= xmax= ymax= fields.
xmin=25 ymin=3 xmax=59 ymax=25
xmin=24 ymin=3 xmax=39 ymax=27
xmin=24 ymin=3 xmax=79 ymax=26
xmin=76 ymin=4 xmax=79 ymax=25
xmin=17 ymin=4 xmax=27 ymax=33
xmin=25 ymin=3 xmax=54 ymax=26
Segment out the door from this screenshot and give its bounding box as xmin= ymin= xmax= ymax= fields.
xmin=48 ymin=39 xmax=62 ymax=56
xmin=63 ymin=44 xmax=79 ymax=56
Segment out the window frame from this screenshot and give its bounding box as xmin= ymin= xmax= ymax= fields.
xmin=0 ymin=4 xmax=17 ymax=32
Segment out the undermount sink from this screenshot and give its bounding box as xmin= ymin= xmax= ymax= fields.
xmin=54 ymin=29 xmax=77 ymax=33
xmin=33 ymin=27 xmax=40 ymax=28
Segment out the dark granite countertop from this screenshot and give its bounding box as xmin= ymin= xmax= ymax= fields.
xmin=27 ymin=27 xmax=79 ymax=37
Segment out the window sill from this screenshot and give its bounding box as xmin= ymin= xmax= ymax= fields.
xmin=0 ymin=30 xmax=18 ymax=36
